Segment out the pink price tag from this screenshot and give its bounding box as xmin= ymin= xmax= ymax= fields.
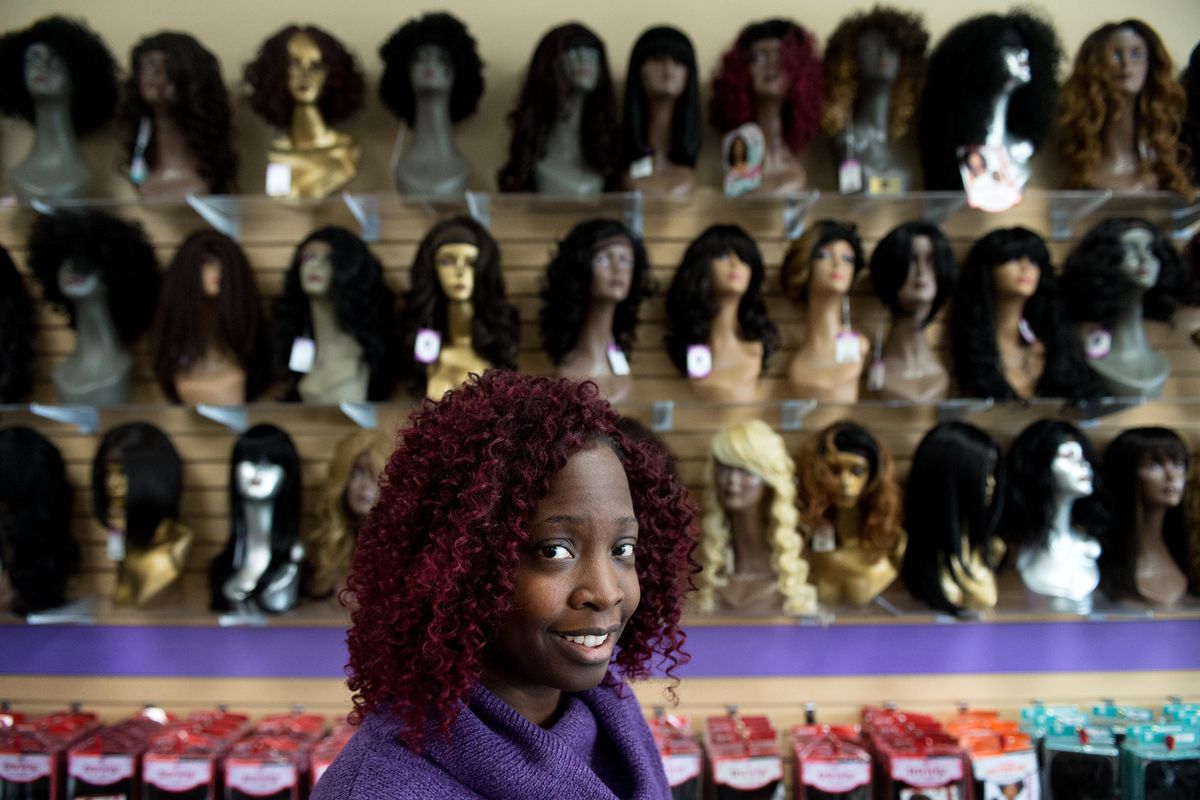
xmin=686 ymin=345 xmax=712 ymax=379
xmin=414 ymin=328 xmax=442 ymax=364
xmin=1083 ymin=326 xmax=1111 ymax=360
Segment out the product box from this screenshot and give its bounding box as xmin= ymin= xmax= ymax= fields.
xmin=648 ymin=712 xmax=702 ymax=800
xmin=791 ymin=724 xmax=871 ymax=800
xmin=143 ymin=729 xmax=226 ymax=800
xmin=0 ymin=711 xmax=100 ymax=800
xmin=223 ymin=735 xmax=308 ymax=800
xmin=1119 ymin=725 xmax=1200 ymax=800
xmin=68 ymin=715 xmax=169 ymax=799
xmin=1041 ymin=724 xmax=1118 ymax=800
xmin=702 ymin=713 xmax=783 ymax=800
xmin=863 ymin=707 xmax=972 ymax=800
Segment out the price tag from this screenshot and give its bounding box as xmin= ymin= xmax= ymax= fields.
xmin=288 ymin=337 xmax=315 ymax=373
xmin=414 ymin=328 xmax=442 ymax=364
xmin=629 ymin=156 xmax=654 ymax=180
xmin=106 ymin=529 xmax=126 ymax=561
xmin=866 ymin=358 xmax=886 ymax=392
xmin=686 ymin=345 xmax=712 ymax=379
xmin=1083 ymin=325 xmax=1112 ymax=360
xmin=838 ymin=160 xmax=863 ymax=194
xmin=265 ymin=163 xmax=292 ymax=197
xmin=811 ymin=524 xmax=836 ymax=553
xmin=835 ymin=332 xmax=861 ymax=364
xmin=606 ymin=344 xmax=631 ymax=376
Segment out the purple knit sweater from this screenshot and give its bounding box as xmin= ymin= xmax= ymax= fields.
xmin=310 ymin=680 xmax=671 ymax=799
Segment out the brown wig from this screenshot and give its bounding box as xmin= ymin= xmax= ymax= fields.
xmin=244 ymin=25 xmax=365 ymax=130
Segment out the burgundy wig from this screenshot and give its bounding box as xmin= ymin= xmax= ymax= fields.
xmin=344 ymin=371 xmax=695 ymax=746
xmin=244 ymin=25 xmax=365 ymax=130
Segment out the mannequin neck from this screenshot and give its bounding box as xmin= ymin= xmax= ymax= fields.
xmin=994 ymin=293 xmax=1027 ymax=346
xmin=1101 ymin=93 xmax=1139 ymax=163
xmin=149 ymin=106 xmax=198 ymax=175
xmin=31 ymin=96 xmax=82 ymax=159
xmin=409 ymin=90 xmax=462 ymax=160
xmin=1133 ymin=501 xmax=1170 ymax=558
xmin=307 ymin=293 xmax=344 ymax=346
xmin=754 ymin=95 xmax=790 ymax=166
xmin=711 ymin=294 xmax=743 ymax=345
xmin=985 ymin=84 xmax=1017 ymax=147
xmin=290 ymin=101 xmax=335 ymax=149
xmin=243 ymin=497 xmax=276 ymax=551
xmin=447 ymin=299 xmax=474 ymax=346
xmin=575 ymin=298 xmax=617 ymax=360
xmin=883 ymin=312 xmax=933 ymax=363
xmin=727 ymin=503 xmax=772 ymax=574
xmin=1048 ymin=492 xmax=1078 ymax=542
xmin=74 ymin=289 xmax=121 ymax=354
xmin=834 ymin=504 xmax=864 ymax=544
xmin=805 ymin=290 xmax=845 ymax=347
xmin=645 ymin=94 xmax=675 ymax=166
xmin=1109 ymin=293 xmax=1149 ymax=353
xmin=852 ymin=79 xmax=891 ymax=139
xmin=546 ymin=91 xmax=586 ymax=162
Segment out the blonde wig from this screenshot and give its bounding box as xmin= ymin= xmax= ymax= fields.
xmin=695 ymin=419 xmax=816 ymax=614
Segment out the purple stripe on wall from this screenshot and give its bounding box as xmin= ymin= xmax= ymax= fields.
xmin=2 ymin=620 xmax=1198 ymax=679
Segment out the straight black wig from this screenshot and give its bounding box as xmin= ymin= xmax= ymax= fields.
xmin=0 ymin=245 xmax=33 ymax=403
xmin=621 ymin=26 xmax=701 ymax=168
xmin=869 ymin=221 xmax=957 ymax=328
xmin=91 ymin=422 xmax=183 ymax=550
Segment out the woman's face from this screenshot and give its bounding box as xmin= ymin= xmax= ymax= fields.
xmin=749 ymin=37 xmax=786 ymax=98
xmin=236 ymin=459 xmax=286 ymax=501
xmin=992 ymin=256 xmax=1040 ymax=299
xmin=639 ymin=54 xmax=688 ymax=99
xmin=410 ymin=44 xmax=453 ymax=93
xmin=713 ymin=460 xmax=765 ymax=511
xmin=1118 ymin=227 xmax=1160 ymax=290
xmin=435 ymin=242 xmax=478 ymax=302
xmin=560 ymin=46 xmax=600 ymax=92
xmin=856 ymin=28 xmax=900 ymax=82
xmin=897 ymin=235 xmax=937 ymax=313
xmin=828 ymin=451 xmax=870 ymax=510
xmin=1108 ymin=27 xmax=1150 ymax=95
xmin=589 ymin=236 xmax=634 ymax=303
xmin=24 ymin=42 xmax=69 ymax=99
xmin=1050 ymin=440 xmax=1093 ymax=498
xmin=138 ymin=50 xmax=175 ymax=107
xmin=300 ymin=240 xmax=334 ymax=297
xmin=287 ymin=31 xmax=327 ymax=105
xmin=808 ymin=239 xmax=857 ymax=296
xmin=343 ymin=450 xmax=380 ymax=519
xmin=710 ymin=252 xmax=751 ymax=298
xmin=1136 ymin=454 xmax=1186 ymax=509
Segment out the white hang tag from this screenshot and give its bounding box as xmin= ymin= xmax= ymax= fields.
xmin=107 ymin=529 xmax=126 ymax=561
xmin=266 ymin=163 xmax=292 ymax=197
xmin=606 ymin=344 xmax=631 ymax=376
xmin=1083 ymin=326 xmax=1112 ymax=360
xmin=835 ymin=332 xmax=861 ymax=364
xmin=130 ymin=117 xmax=152 ymax=186
xmin=629 ymin=156 xmax=654 ymax=180
xmin=811 ymin=524 xmax=836 ymax=553
xmin=686 ymin=345 xmax=713 ymax=379
xmin=1018 ymin=318 xmax=1038 ymax=345
xmin=838 ymin=159 xmax=863 ymax=194
xmin=414 ymin=328 xmax=443 ymax=364
xmin=867 ymin=358 xmax=886 ymax=392
xmin=288 ymin=337 xmax=316 ymax=373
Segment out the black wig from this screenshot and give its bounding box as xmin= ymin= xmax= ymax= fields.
xmin=916 ymin=10 xmax=1062 ymax=189
xmin=209 ymin=423 xmax=302 ymax=613
xmin=244 ymin=25 xmax=365 ymax=130
xmin=92 ymin=423 xmax=183 ymax=549
xmin=621 ymin=26 xmax=701 ymax=168
xmin=0 ymin=245 xmax=33 ymax=403
xmin=664 ymin=224 xmax=779 ymax=376
xmin=272 ymin=226 xmax=396 ymax=401
xmin=378 ymin=12 xmax=484 ymax=125
xmin=119 ymin=31 xmax=237 ymax=194
xmin=1184 ymin=41 xmax=1200 ymax=184
xmin=539 ymin=218 xmax=654 ymax=365
xmin=868 ymin=221 xmax=956 ymax=328
xmin=901 ymin=420 xmax=1004 ymax=614
xmin=780 ymin=219 xmax=865 ymax=304
xmin=0 ymin=426 xmax=78 ymax=615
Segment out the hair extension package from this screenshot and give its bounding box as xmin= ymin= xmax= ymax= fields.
xmin=648 ymin=711 xmax=702 ymax=800
xmin=703 ymin=711 xmax=784 ymax=800
xmin=222 ymin=712 xmax=323 ymax=800
xmin=1041 ymin=724 xmax=1119 ymax=799
xmin=0 ymin=711 xmax=99 ymax=800
xmin=863 ymin=707 xmax=971 ymax=799
xmin=141 ymin=709 xmax=249 ymax=800
xmin=791 ymin=724 xmax=871 ymax=799
xmin=67 ymin=712 xmax=172 ymax=799
xmin=1120 ymin=724 xmax=1200 ymax=800
xmin=946 ymin=709 xmax=1039 ymax=800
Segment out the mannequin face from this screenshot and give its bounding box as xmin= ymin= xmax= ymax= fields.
xmin=58 ymin=260 xmax=100 ymax=300
xmin=1118 ymin=227 xmax=1160 ymax=289
xmin=1108 ymin=27 xmax=1149 ymax=95
xmin=856 ymin=29 xmax=900 ymax=82
xmin=105 ymin=462 xmax=128 ymax=532
xmin=710 ymin=252 xmax=751 ymax=298
xmin=749 ymin=38 xmax=786 ymax=98
xmin=992 ymin=256 xmax=1039 ymax=299
xmin=828 ymin=452 xmax=870 ymax=510
xmin=560 ymin=46 xmax=600 ymax=92
xmin=640 ymin=55 xmax=688 ymax=99
xmin=201 ymin=258 xmax=222 ymax=298
xmin=713 ymin=460 xmax=765 ymax=511
xmin=1136 ymin=455 xmax=1186 ymax=509
xmin=1000 ymin=45 xmax=1032 ymax=86
xmin=343 ymin=451 xmax=380 ymax=518
xmin=410 ymin=44 xmax=453 ymax=93
xmin=300 ymin=240 xmax=334 ymax=297
xmin=1050 ymin=440 xmax=1094 ymax=498
xmin=808 ymin=239 xmax=856 ymax=296
xmin=435 ymin=242 xmax=478 ymax=302
xmin=589 ymin=236 xmax=634 ymax=303
xmin=287 ymin=31 xmax=327 ymax=105
xmin=24 ymin=42 xmax=70 ymax=99
xmin=137 ymin=50 xmax=175 ymax=107
xmin=897 ymin=234 xmax=937 ymax=313
xmin=236 ymin=459 xmax=285 ymax=501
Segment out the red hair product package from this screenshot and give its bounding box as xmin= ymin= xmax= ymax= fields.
xmin=0 ymin=711 xmax=99 ymax=800
xmin=791 ymin=724 xmax=871 ymax=799
xmin=703 ymin=710 xmax=784 ymax=799
xmin=224 ymin=713 xmax=324 ymax=800
xmin=648 ymin=710 xmax=702 ymax=800
xmin=863 ymin=707 xmax=973 ymax=800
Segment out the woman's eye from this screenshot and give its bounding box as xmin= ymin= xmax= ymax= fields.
xmin=613 ymin=542 xmax=637 ymax=559
xmin=538 ymin=544 xmax=572 ymax=560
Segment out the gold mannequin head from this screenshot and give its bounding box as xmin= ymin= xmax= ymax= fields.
xmin=287 ymin=31 xmax=327 ymax=105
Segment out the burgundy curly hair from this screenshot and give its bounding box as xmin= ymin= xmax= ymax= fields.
xmin=344 ymin=370 xmax=695 ymax=746
xmin=709 ymin=19 xmax=823 ymax=153
xmin=244 ymin=25 xmax=364 ymax=130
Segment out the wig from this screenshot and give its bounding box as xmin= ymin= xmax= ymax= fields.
xmin=272 ymin=226 xmax=396 ymax=401
xmin=1183 ymin=42 xmax=1200 ymax=184
xmin=397 ymin=216 xmax=519 ymax=395
xmin=0 ymin=15 xmax=118 ymax=135
xmin=901 ymin=421 xmax=1004 ymax=614
xmin=150 ymin=230 xmax=271 ymax=403
xmin=244 ymin=25 xmax=365 ymax=130
xmin=821 ymin=7 xmax=928 ymax=139
xmin=1058 ymin=20 xmax=1191 ymax=195
xmin=916 ymin=10 xmax=1062 ymax=190
xmin=539 ymin=218 xmax=654 ymax=365
xmin=0 ymin=426 xmax=78 ymax=615
xmin=1001 ymin=419 xmax=1105 ymax=551
xmin=344 ymin=371 xmax=696 ymax=746
xmin=497 ymin=23 xmax=619 ymax=192
xmin=694 ymin=419 xmax=814 ymax=615
xmin=27 ymin=210 xmax=161 ymax=346
xmin=208 ymin=424 xmax=303 ymax=613
xmin=949 ymin=227 xmax=1095 ymax=401
xmin=0 ymin=245 xmax=33 ymax=403
xmin=378 ymin=12 xmax=484 ymax=126
xmin=780 ymin=219 xmax=864 ymax=304
xmin=664 ymin=224 xmax=780 ymax=376
xmin=709 ymin=19 xmax=823 ymax=153
xmin=621 ymin=26 xmax=702 ymax=168
xmin=1060 ymin=217 xmax=1188 ymax=328
xmin=1099 ymin=427 xmax=1191 ymax=602
xmin=795 ymin=421 xmax=902 ymax=557
xmin=91 ymin=423 xmax=182 ymax=549
xmin=868 ymin=221 xmax=956 ymax=327
xmin=1188 ymin=230 xmax=1200 ymax=306
xmin=118 ymin=31 xmax=237 ymax=194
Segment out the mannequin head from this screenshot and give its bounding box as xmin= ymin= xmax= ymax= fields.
xmin=780 ymin=220 xmax=864 ymax=304
xmin=822 ymin=7 xmax=928 ymax=139
xmin=273 ymin=226 xmax=396 ymax=401
xmin=696 ymin=419 xmax=813 ymax=614
xmin=0 ymin=426 xmax=77 ymax=615
xmin=709 ymin=19 xmax=822 ymax=153
xmin=869 ymin=221 xmax=956 ymax=328
xmin=151 ymin=230 xmax=270 ymax=403
xmin=119 ymin=32 xmax=237 ymax=193
xmin=28 ymin=211 xmax=160 ymax=346
xmin=540 ymin=218 xmax=654 ymax=365
xmin=796 ymin=421 xmax=901 ymax=555
xmin=0 ymin=16 xmax=118 ymax=135
xmin=497 ymin=23 xmax=618 ymax=192
xmin=622 ymin=26 xmax=701 ymax=168
xmin=0 ymin=245 xmax=33 ymax=403
xmin=244 ymin=25 xmax=364 ymax=130
xmin=901 ymin=421 xmax=1005 ymax=613
xmin=91 ymin=423 xmax=182 ymax=549
xmin=378 ymin=12 xmax=483 ymax=126
xmin=1003 ymin=420 xmax=1105 ymax=550
xmin=665 ymin=224 xmax=779 ymax=376
xmin=1058 ymin=20 xmax=1190 ymax=194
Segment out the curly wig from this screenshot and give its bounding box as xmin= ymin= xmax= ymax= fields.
xmin=92 ymin=423 xmax=182 ymax=550
xmin=664 ymin=224 xmax=780 ymax=376
xmin=1058 ymin=20 xmax=1190 ymax=195
xmin=0 ymin=245 xmax=33 ymax=403
xmin=0 ymin=15 xmax=118 ymax=135
xmin=539 ymin=218 xmax=654 ymax=365
xmin=244 ymin=25 xmax=365 ymax=130
xmin=869 ymin=221 xmax=956 ymax=327
xmin=1100 ymin=427 xmax=1191 ymax=601
xmin=901 ymin=421 xmax=1004 ymax=614
xmin=621 ymin=26 xmax=701 ymax=168
xmin=949 ymin=226 xmax=1096 ymax=401
xmin=709 ymin=19 xmax=823 ymax=153
xmin=795 ymin=421 xmax=902 ymax=558
xmin=151 ymin=230 xmax=271 ymax=403
xmin=694 ymin=419 xmax=815 ymax=615
xmin=821 ymin=6 xmax=928 ymax=139
xmin=378 ymin=12 xmax=484 ymax=126
xmin=119 ymin=31 xmax=237 ymax=194
xmin=497 ymin=23 xmax=619 ymax=192
xmin=0 ymin=426 xmax=78 ymax=615
xmin=1183 ymin=42 xmax=1200 ymax=185
xmin=780 ymin=219 xmax=864 ymax=304
xmin=344 ymin=371 xmax=695 ymax=746
xmin=917 ymin=10 xmax=1062 ymax=190
xmin=27 ymin=210 xmax=161 ymax=346
xmin=397 ymin=216 xmax=519 ymax=395
xmin=1060 ymin=217 xmax=1188 ymax=328
xmin=272 ymin=226 xmax=396 ymax=401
